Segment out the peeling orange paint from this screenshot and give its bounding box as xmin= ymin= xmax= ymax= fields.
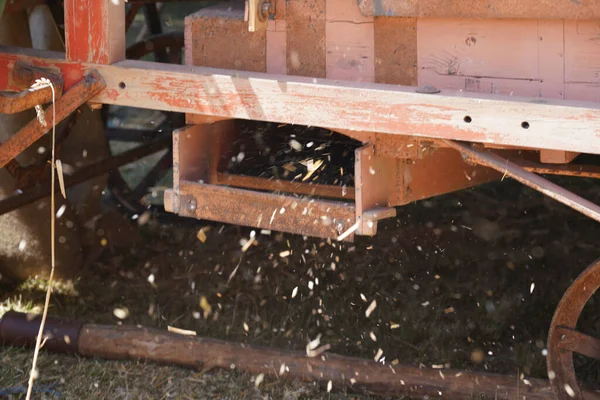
xmin=1 ymin=48 xmax=599 ymax=154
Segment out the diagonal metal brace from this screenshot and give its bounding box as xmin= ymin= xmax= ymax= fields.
xmin=0 ymin=70 xmax=105 ymax=169
xmin=444 ymin=140 xmax=600 ymax=223
xmin=0 ymin=85 xmax=64 ymax=114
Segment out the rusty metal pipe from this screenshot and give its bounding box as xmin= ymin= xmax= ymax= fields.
xmin=0 ymin=311 xmax=82 ymax=354
xmin=445 ymin=140 xmax=600 ymax=223
xmin=0 ymin=85 xmax=63 ymax=114
xmin=0 ymin=70 xmax=105 ymax=169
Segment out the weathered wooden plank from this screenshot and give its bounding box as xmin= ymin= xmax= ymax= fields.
xmin=418 ymin=19 xmax=564 ymax=99
xmin=185 ymin=3 xmax=266 ymax=72
xmin=357 ymin=0 xmax=600 ymax=19
xmin=64 ymin=0 xmax=125 ymax=64
xmin=325 ymin=0 xmax=374 ymax=82
xmin=563 ymin=20 xmax=600 ymax=108
xmin=565 ymin=84 xmax=600 ymax=102
xmin=565 ymin=20 xmax=600 ymax=88
xmin=540 ymin=150 xmax=580 ymax=164
xmin=418 ymin=19 xmax=592 ymax=164
xmin=185 ymin=3 xmax=266 ymax=125
xmin=267 ymin=20 xmax=287 ymax=74
xmin=374 ymin=17 xmax=417 ymax=86
xmin=536 ymin=22 xmax=575 ymax=163
xmin=286 ymin=0 xmax=326 ymax=77
xmin=2 ymin=47 xmax=600 ymax=154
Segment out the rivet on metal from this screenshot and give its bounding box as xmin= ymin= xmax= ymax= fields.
xmin=187 ymin=198 xmax=197 ymax=212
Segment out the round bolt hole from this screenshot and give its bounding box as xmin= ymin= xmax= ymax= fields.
xmin=118 ymin=82 xmax=126 ymax=89
xmin=464 ymin=116 xmax=472 ymax=123
xmin=521 ymin=121 xmax=530 ymax=129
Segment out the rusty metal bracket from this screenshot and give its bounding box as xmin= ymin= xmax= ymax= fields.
xmin=165 ymin=181 xmax=356 ymax=240
xmin=0 ymin=62 xmax=64 ymax=114
xmin=0 ymin=86 xmax=58 ymax=114
xmin=10 ymin=62 xmax=63 ymax=91
xmin=355 ymin=144 xmax=397 ymax=236
xmin=444 ymin=140 xmax=600 ymax=223
xmin=0 ymin=70 xmax=105 ymax=169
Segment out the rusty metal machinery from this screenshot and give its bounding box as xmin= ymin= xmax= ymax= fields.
xmin=547 ymin=259 xmax=600 ymax=400
xmin=0 ymin=1 xmax=600 ymax=399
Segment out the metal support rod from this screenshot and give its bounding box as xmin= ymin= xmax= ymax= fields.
xmin=0 ymin=85 xmax=61 ymax=114
xmin=444 ymin=140 xmax=600 ymax=223
xmin=514 ymin=159 xmax=600 ymax=179
xmin=0 ymin=70 xmax=105 ymax=169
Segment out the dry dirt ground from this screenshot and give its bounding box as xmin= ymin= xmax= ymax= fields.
xmin=0 ymin=173 xmax=599 ymax=399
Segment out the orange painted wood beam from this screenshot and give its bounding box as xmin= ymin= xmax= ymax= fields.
xmin=64 ymin=0 xmax=125 ymax=64
xmin=1 ymin=46 xmax=600 ymax=155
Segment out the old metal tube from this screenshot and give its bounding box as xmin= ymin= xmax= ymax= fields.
xmin=0 ymin=311 xmax=82 ymax=354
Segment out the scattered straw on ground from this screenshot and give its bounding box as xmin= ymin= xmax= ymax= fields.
xmin=1 ymin=176 xmax=599 ymax=399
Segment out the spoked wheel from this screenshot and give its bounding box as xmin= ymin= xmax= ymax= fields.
xmin=547 ymin=258 xmax=600 ymax=399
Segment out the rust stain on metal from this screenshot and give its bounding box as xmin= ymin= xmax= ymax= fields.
xmin=398 ymin=147 xmax=500 ymax=205
xmin=0 ymin=51 xmax=85 ymax=91
xmin=0 ymin=70 xmax=105 ymax=169
xmin=0 ymin=86 xmax=56 ymax=114
xmin=10 ymin=62 xmax=61 ymax=89
xmin=354 ymin=144 xmax=399 ymax=235
xmin=546 ymin=258 xmax=600 ymax=400
xmin=0 ymin=62 xmax=65 ymax=114
xmin=216 ymin=172 xmax=355 ymax=200
xmin=176 ymin=180 xmax=355 ymax=240
xmin=554 ymin=327 xmax=600 ymax=361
